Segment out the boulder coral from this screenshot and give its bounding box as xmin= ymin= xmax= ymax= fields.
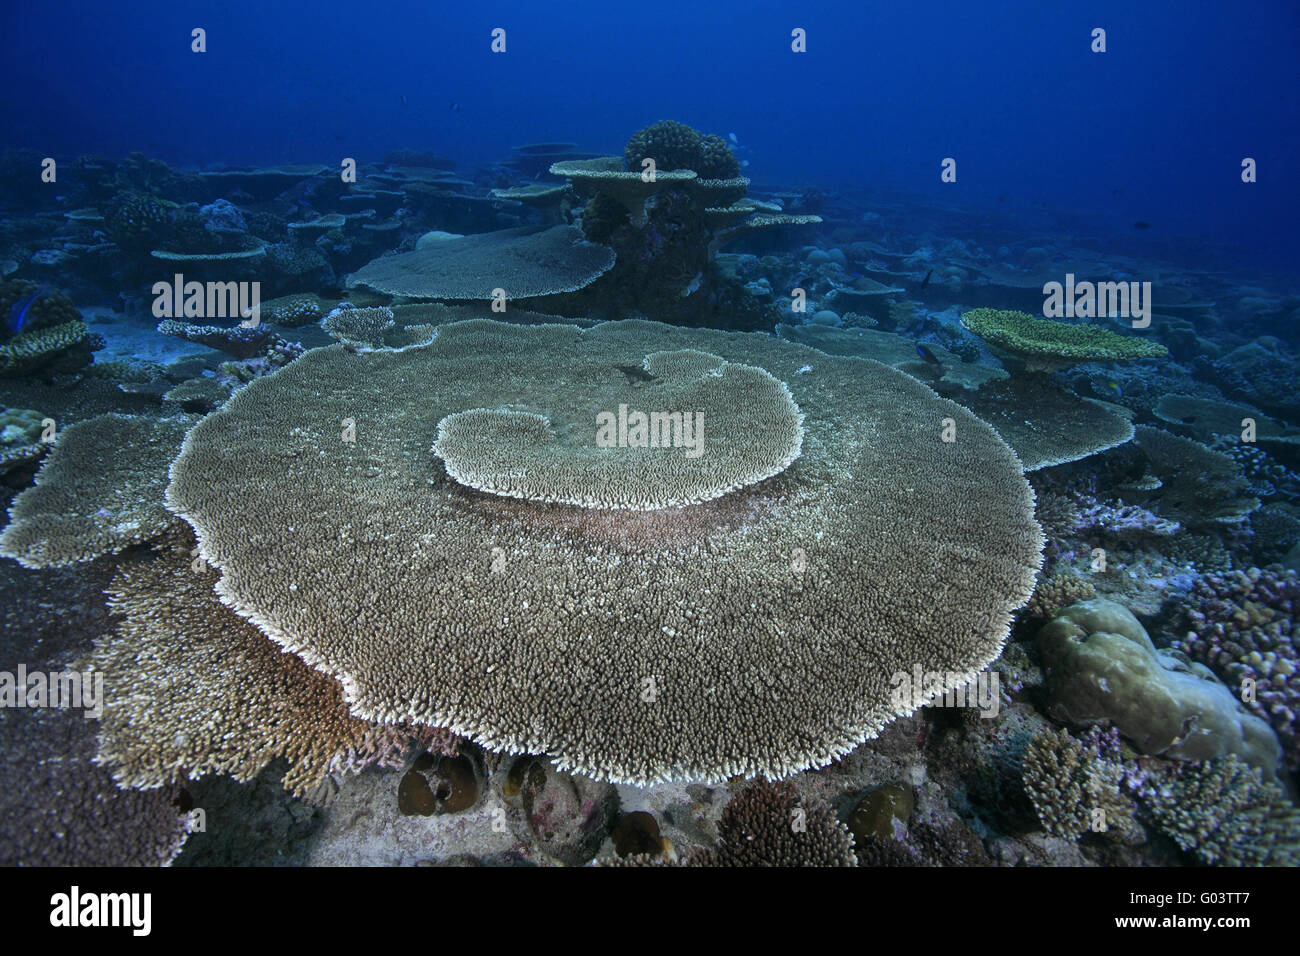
xmin=1035 ymin=599 xmax=1281 ymax=775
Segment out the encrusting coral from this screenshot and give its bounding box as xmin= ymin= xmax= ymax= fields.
xmin=166 ymin=317 xmax=1043 ymax=785
xmin=0 ymin=412 xmax=192 ymax=569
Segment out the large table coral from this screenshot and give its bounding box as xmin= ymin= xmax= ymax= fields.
xmin=166 ymin=318 xmax=1043 ymax=785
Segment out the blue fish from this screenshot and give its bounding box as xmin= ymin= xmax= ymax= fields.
xmin=915 ymin=343 xmax=943 ymax=368
xmin=7 ymin=287 xmax=48 ymax=334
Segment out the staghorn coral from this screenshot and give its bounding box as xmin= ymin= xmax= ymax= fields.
xmin=689 ymin=779 xmax=856 ymax=867
xmin=1124 ymin=755 xmax=1300 ymax=866
xmin=166 ymin=318 xmax=1043 ymax=785
xmin=96 ymin=528 xmax=446 ymax=798
xmin=960 ymin=308 xmax=1168 ymax=373
xmin=1036 ymin=599 xmax=1281 ymax=774
xmin=433 ymin=349 xmax=804 ymax=510
xmin=0 ymin=413 xmax=192 ymax=568
xmin=1174 ymin=566 xmax=1299 ymax=769
xmin=347 ymin=225 xmax=615 ymax=299
xmin=1021 ymin=726 xmax=1135 ymax=840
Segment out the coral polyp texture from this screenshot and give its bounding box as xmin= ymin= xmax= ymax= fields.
xmin=346 ymin=224 xmax=615 ymax=299
xmin=165 ymin=318 xmax=1043 ymax=785
xmin=0 ymin=412 xmax=192 ymax=568
xmin=433 ymin=348 xmax=804 ymax=509
xmin=960 ymin=308 xmax=1168 ymax=372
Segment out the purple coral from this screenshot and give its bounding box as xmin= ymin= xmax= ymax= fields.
xmin=1174 ymin=566 xmax=1299 ymax=769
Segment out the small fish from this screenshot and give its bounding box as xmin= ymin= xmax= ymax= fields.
xmin=738 ymin=159 xmax=750 ymax=168
xmin=401 ymin=94 xmax=408 ymax=105
xmin=7 ymin=287 xmax=48 ymax=333
xmin=915 ymin=343 xmax=943 ymax=367
xmin=728 ymin=133 xmax=739 ymax=144
xmin=616 ymin=363 xmax=657 ymax=383
xmin=1133 ymin=221 xmax=1151 ymax=230
xmin=449 ymin=101 xmax=461 ymax=112
xmin=920 ymin=268 xmax=933 ymax=288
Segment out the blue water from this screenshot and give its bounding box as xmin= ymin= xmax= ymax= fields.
xmin=3 ymin=0 xmax=1296 ymax=273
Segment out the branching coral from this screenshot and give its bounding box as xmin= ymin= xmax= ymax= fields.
xmin=687 ymin=779 xmax=856 ymax=867
xmin=95 ymin=529 xmax=443 ymax=798
xmin=1174 ymin=566 xmax=1300 ymax=770
xmin=1124 ymin=755 xmax=1300 ymax=866
xmin=1021 ymin=726 xmax=1136 ymax=840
